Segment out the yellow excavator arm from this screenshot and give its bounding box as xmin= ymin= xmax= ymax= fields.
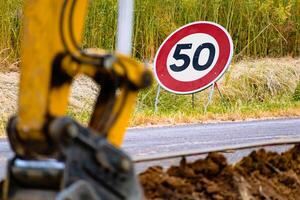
xmin=1 ymin=1 xmax=152 ymax=199
xmin=12 ymin=0 xmax=151 ymax=155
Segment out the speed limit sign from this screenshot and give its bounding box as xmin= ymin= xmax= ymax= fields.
xmin=154 ymin=21 xmax=234 ymax=94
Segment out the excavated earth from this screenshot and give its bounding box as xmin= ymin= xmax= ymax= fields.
xmin=140 ymin=145 xmax=300 ymax=200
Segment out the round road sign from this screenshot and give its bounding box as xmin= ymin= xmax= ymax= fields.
xmin=154 ymin=21 xmax=234 ymax=94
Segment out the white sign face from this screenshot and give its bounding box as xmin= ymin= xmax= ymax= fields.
xmin=166 ymin=33 xmax=220 ymax=82
xmin=154 ymin=21 xmax=234 ymax=94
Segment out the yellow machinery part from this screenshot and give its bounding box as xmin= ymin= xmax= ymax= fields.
xmin=18 ymin=0 xmax=88 ymax=142
xmin=108 ymin=91 xmax=138 ymax=146
xmin=15 ymin=0 xmax=152 ymax=151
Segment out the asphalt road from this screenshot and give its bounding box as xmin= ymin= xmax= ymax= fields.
xmin=1 ymin=118 xmax=300 ymax=177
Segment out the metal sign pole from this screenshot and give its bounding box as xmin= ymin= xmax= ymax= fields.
xmin=116 ymin=0 xmax=134 ymax=55
xmin=215 ymin=82 xmax=225 ymax=104
xmin=204 ymin=83 xmax=215 ymax=113
xmin=203 ymin=82 xmax=227 ymax=113
xmin=154 ymin=85 xmax=161 ymax=113
xmin=192 ymin=93 xmax=195 ymax=109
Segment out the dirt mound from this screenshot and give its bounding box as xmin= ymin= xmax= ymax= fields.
xmin=139 ymin=145 xmax=300 ymax=200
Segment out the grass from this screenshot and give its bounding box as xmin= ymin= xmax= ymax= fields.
xmin=131 ymin=101 xmax=300 ymax=127
xmin=0 ymin=116 xmax=5 ymax=136
xmin=0 ymin=0 xmax=299 ymax=63
xmin=66 ymin=57 xmax=300 ymax=127
xmin=67 ymin=87 xmax=300 ymax=128
xmin=135 ymin=57 xmax=300 ymax=112
xmin=0 ymin=57 xmax=300 ymax=137
xmin=293 ymin=81 xmax=300 ymax=101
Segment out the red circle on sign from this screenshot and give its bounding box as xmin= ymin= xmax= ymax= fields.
xmin=154 ymin=21 xmax=233 ymax=94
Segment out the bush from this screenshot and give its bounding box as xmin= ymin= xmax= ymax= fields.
xmin=292 ymin=82 xmax=300 ymax=101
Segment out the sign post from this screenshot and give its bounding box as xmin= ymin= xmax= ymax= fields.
xmin=117 ymin=0 xmax=134 ymax=55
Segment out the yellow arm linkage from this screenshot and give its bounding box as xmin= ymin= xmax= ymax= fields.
xmin=13 ymin=0 xmax=151 ymax=156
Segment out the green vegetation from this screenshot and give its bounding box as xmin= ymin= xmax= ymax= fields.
xmin=84 ymin=0 xmax=300 ymax=125
xmin=132 ymin=57 xmax=300 ymax=125
xmin=0 ymin=0 xmax=299 ymax=62
xmin=65 ymin=58 xmax=300 ymax=127
xmin=0 ymin=0 xmax=22 ymax=68
xmin=292 ymin=81 xmax=300 ymax=101
xmin=0 ymin=58 xmax=299 ymax=136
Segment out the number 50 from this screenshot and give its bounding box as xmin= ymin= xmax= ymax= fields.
xmin=170 ymin=43 xmax=216 ymax=72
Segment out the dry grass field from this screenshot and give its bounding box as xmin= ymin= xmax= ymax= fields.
xmin=1 ymin=57 xmax=299 ymax=136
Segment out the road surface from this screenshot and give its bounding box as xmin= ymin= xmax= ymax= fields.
xmin=0 ymin=118 xmax=300 ymax=176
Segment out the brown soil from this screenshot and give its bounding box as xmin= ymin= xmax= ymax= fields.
xmin=139 ymin=145 xmax=300 ymax=200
